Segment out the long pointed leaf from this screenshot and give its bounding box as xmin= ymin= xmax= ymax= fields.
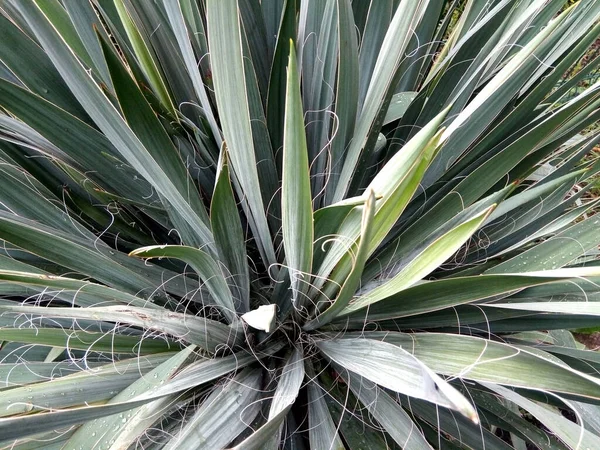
xmin=342 ymin=204 xmax=494 ymax=314
xmin=282 ymin=41 xmax=314 ymax=308
xmin=64 ymin=346 xmax=196 ymax=450
xmin=304 ymin=189 xmax=376 ymax=330
xmin=210 ymin=152 xmax=250 ymax=312
xmin=230 ymin=349 xmax=304 ymax=450
xmin=165 ymin=367 xmax=263 ymax=450
xmin=206 ymin=0 xmax=277 ymax=269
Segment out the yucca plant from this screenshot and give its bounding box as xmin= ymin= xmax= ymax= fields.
xmin=1 ymin=0 xmax=600 ymax=448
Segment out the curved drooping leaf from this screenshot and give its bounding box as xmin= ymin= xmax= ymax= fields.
xmin=130 ymin=245 xmax=237 ymax=323
xmin=317 ymin=338 xmax=478 ymax=422
xmin=0 ymin=304 xmax=242 ymax=353
xmin=340 ymin=332 xmax=600 ymax=401
xmin=0 ymin=270 xmax=158 ymax=308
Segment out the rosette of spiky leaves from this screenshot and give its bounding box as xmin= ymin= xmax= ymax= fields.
xmin=1 ymin=0 xmax=600 ymax=448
